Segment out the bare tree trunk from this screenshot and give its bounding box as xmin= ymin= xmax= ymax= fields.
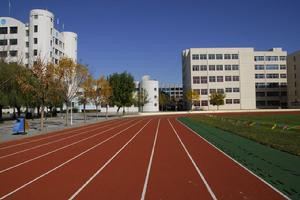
xmin=65 ymin=104 xmax=69 ymax=126
xmin=96 ymin=105 xmax=98 ymax=119
xmin=40 ymin=105 xmax=44 ymax=131
xmin=105 ymin=105 xmax=108 ymax=119
xmin=83 ymin=103 xmax=86 ymax=123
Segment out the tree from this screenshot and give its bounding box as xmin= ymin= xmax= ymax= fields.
xmin=159 ymin=91 xmax=169 ymax=111
xmin=55 ymin=58 xmax=89 ymax=126
xmin=209 ymin=92 xmax=226 ymax=110
xmin=99 ymin=77 xmax=112 ymax=118
xmin=134 ymin=88 xmax=149 ymax=112
xmin=108 ymin=72 xmax=135 ymax=114
xmin=78 ymin=75 xmax=93 ymax=122
xmin=185 ymin=89 xmax=200 ymax=111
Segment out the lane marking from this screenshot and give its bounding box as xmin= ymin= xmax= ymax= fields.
xmin=68 ymin=119 xmax=152 ymax=200
xmin=0 ymin=119 xmax=144 ymax=200
xmin=0 ymin=119 xmax=129 ymax=159
xmin=140 ymin=119 xmax=160 ymax=200
xmin=0 ymin=119 xmax=119 ymax=150
xmin=0 ymin=120 xmax=133 ymax=174
xmin=176 ymin=118 xmax=290 ymax=200
xmin=168 ymin=118 xmax=217 ymax=200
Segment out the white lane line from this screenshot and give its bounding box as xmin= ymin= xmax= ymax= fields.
xmin=140 ymin=119 xmax=160 ymax=200
xmin=0 ymin=119 xmax=143 ymax=200
xmin=0 ymin=119 xmax=127 ymax=159
xmin=168 ymin=119 xmax=217 ymax=200
xmin=177 ymin=119 xmax=290 ymax=200
xmin=0 ymin=119 xmax=117 ymax=150
xmin=68 ymin=119 xmax=152 ymax=200
xmin=0 ymin=120 xmax=133 ymax=174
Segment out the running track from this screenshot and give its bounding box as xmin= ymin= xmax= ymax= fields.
xmin=0 ymin=116 xmax=288 ymax=199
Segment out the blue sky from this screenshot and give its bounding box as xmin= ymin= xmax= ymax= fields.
xmin=1 ymin=0 xmax=300 ymax=84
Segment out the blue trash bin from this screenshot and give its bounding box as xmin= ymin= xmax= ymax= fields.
xmin=12 ymin=117 xmax=25 ymax=134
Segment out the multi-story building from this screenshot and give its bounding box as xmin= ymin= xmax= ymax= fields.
xmin=159 ymin=83 xmax=183 ymax=101
xmin=138 ymin=75 xmax=159 ymax=112
xmin=0 ymin=9 xmax=77 ymax=67
xmin=287 ymin=50 xmax=300 ymax=108
xmin=182 ymin=47 xmax=287 ymax=110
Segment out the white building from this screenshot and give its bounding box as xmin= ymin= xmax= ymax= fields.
xmin=0 ymin=9 xmax=77 ymax=66
xmin=182 ymin=47 xmax=287 ymax=110
xmin=287 ymin=50 xmax=300 ymax=108
xmin=138 ymin=75 xmax=159 ymax=112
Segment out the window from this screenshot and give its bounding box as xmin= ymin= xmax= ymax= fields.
xmin=256 ymin=83 xmax=265 ymax=88
xmin=192 ymin=54 xmax=199 ymax=60
xmin=200 ymin=65 xmax=207 ymax=71
xmin=193 ymin=89 xmax=200 ymax=95
xmin=267 ymin=92 xmax=279 ymax=97
xmin=233 ymin=88 xmax=240 ymax=92
xmin=216 ymin=65 xmax=223 ymax=71
xmin=256 ymin=101 xmax=266 ymax=106
xmin=266 ymin=64 xmax=279 ymax=70
xmin=217 ymin=76 xmax=223 ymax=82
xmin=281 ymin=92 xmax=287 ymax=97
xmin=154 ymin=88 xmax=157 ymax=91
xmin=201 ymin=100 xmax=208 ymax=106
xmin=232 ymin=76 xmax=239 ymax=81
xmin=34 ymin=25 xmax=38 ymax=32
xmin=216 ymin=54 xmax=223 ymax=60
xmin=280 ymin=74 xmax=287 ymax=78
xmin=0 ymin=39 xmax=7 ymax=46
xmin=34 ymin=49 xmax=38 ymax=56
xmin=254 ymin=56 xmax=264 ymax=61
xmin=209 ymin=65 xmax=215 ymax=71
xmin=232 ymin=54 xmax=239 ymax=59
xmin=225 ymin=88 xmax=232 ymax=93
xmin=34 ymin=15 xmax=38 ymax=19
xmin=224 ymin=54 xmax=231 ymax=59
xmin=209 ymin=76 xmax=216 ymax=82
xmin=9 ymin=50 xmax=17 ymax=57
xmin=200 ymin=54 xmax=207 ymax=60
xmin=0 ymin=27 xmax=8 ymax=34
xmin=26 ymin=53 xmax=29 ymax=58
xmin=255 ymin=74 xmax=265 ymax=79
xmin=9 ymin=39 xmax=17 ymax=45
xmin=226 ymin=99 xmax=232 ymax=104
xmin=232 ymin=65 xmax=239 ymax=70
xmin=255 ymin=65 xmax=264 ymax=70
xmin=55 ymin=38 xmax=58 ymax=45
xmin=265 ymin=56 xmax=278 ymax=61
xmin=225 ymin=76 xmax=231 ymax=81
xmin=9 ymin=26 xmax=18 ymax=34
xmin=217 ymin=89 xmax=224 ymax=93
xmin=193 ymin=76 xmax=200 ymax=84
xmin=201 ymin=89 xmax=208 ymax=95
xmin=26 ymin=42 xmax=29 ymax=47
xmin=280 ymin=65 xmax=286 ymax=70
xmin=34 ymin=38 xmax=38 ymax=44
xmin=233 ymin=99 xmax=240 ymax=104
xmin=208 ymin=54 xmax=215 ymax=60
xmin=266 ymin=74 xmax=279 ymax=79
xmin=210 ymin=89 xmax=216 ymax=93
xmin=266 ymin=82 xmax=279 ymax=88
xmin=193 ymin=101 xmax=200 ymax=106
xmin=225 ymin=65 xmax=231 ymax=71
xmin=279 ymin=56 xmax=286 ymax=61
xmin=0 ymin=51 xmax=7 ymax=57
xmin=256 ymin=92 xmax=265 ymax=97
xmin=201 ymin=76 xmax=207 ymax=83
xmin=26 ymin=30 xmax=29 ymax=36
xmin=192 ymin=65 xmax=199 ymax=71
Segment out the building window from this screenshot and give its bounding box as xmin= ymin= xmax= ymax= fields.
xmin=192 ymin=65 xmax=199 ymax=71
xmin=265 ymin=56 xmax=278 ymax=61
xmin=34 ymin=15 xmax=38 ymax=19
xmin=154 ymin=95 xmax=157 ymax=99
xmin=200 ymin=65 xmax=207 ymax=71
xmin=201 ymin=76 xmax=207 ymax=83
xmin=216 ymin=65 xmax=223 ymax=71
xmin=256 ymin=101 xmax=266 ymax=106
xmin=225 ymin=65 xmax=231 ymax=71
xmin=9 ymin=50 xmax=18 ymax=57
xmin=200 ymin=54 xmax=207 ymax=60
xmin=201 ymin=100 xmax=208 ymax=106
xmin=193 ymin=89 xmax=200 ymax=95
xmin=55 ymin=38 xmax=58 ymax=45
xmin=217 ymin=89 xmax=224 ymax=93
xmin=279 ymin=56 xmax=286 ymax=61
xmin=254 ymin=56 xmax=264 ymax=61
xmin=9 ymin=26 xmax=18 ymax=34
xmin=280 ymin=65 xmax=286 ymax=70
xmin=256 ymin=92 xmax=265 ymax=97
xmin=0 ymin=51 xmax=8 ymax=57
xmin=232 ymin=54 xmax=239 ymax=59
xmin=34 ymin=38 xmax=38 ymax=44
xmin=226 ymin=99 xmax=232 ymax=104
xmin=267 ymin=92 xmax=279 ymax=97
xmin=209 ymin=65 xmax=215 ymax=71
xmin=34 ymin=49 xmax=38 ymax=56
xmin=0 ymin=27 xmax=8 ymax=34
xmin=266 ymin=65 xmax=279 ymax=70
xmin=280 ymin=74 xmax=287 ymax=78
xmin=224 ymin=54 xmax=231 ymax=59
xmin=225 ymin=88 xmax=232 ymax=93
xmin=216 ymin=54 xmax=223 ymax=60
xmin=225 ymin=76 xmax=232 ymax=82
xmin=255 ymin=65 xmax=264 ymax=70
xmin=255 ymin=74 xmax=265 ymax=79
xmin=193 ymin=76 xmax=200 ymax=84
xmin=26 ymin=30 xmax=29 ymax=36
xmin=209 ymin=76 xmax=216 ymax=82
xmin=209 ymin=89 xmax=216 ymax=93
xmin=256 ymin=83 xmax=265 ymax=88
xmin=26 ymin=53 xmax=29 ymax=58
xmin=0 ymin=39 xmax=8 ymax=46
xmin=281 ymin=92 xmax=287 ymax=97
xmin=208 ymin=54 xmax=215 ymax=60
xmin=232 ymin=65 xmax=239 ymax=70
xmin=201 ymin=89 xmax=208 ymax=95
xmin=233 ymin=99 xmax=240 ymax=104
xmin=154 ymin=88 xmax=157 ymax=91
xmin=34 ymin=25 xmax=38 ymax=32
xmin=192 ymin=54 xmax=199 ymax=60
xmin=266 ymin=73 xmax=279 ymax=79
xmin=9 ymin=39 xmax=17 ymax=45
xmin=233 ymin=88 xmax=240 ymax=92
xmin=232 ymin=76 xmax=239 ymax=81
xmin=26 ymin=42 xmax=29 ymax=47
xmin=217 ymin=76 xmax=223 ymax=82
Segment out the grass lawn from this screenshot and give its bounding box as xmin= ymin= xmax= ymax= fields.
xmin=179 ymin=116 xmax=300 ymax=199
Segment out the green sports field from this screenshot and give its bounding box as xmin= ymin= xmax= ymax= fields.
xmin=179 ymin=112 xmax=300 ymax=199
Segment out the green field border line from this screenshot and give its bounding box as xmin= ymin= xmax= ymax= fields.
xmin=178 ymin=117 xmax=291 ymax=200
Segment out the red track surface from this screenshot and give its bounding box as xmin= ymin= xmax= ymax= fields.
xmin=0 ymin=116 xmax=287 ymax=200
